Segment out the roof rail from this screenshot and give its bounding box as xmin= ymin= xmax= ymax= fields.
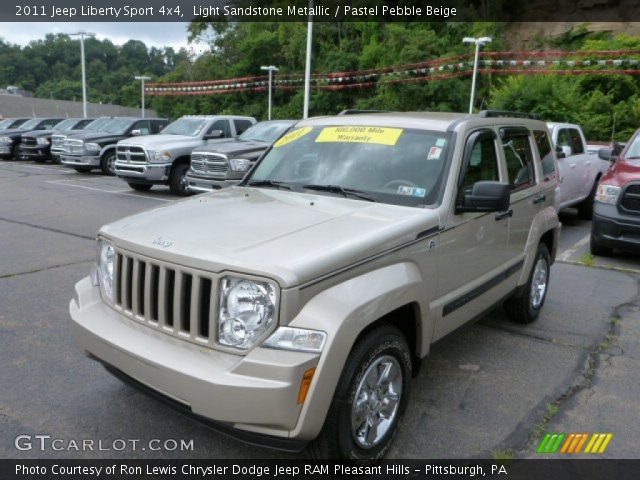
xmin=478 ymin=110 xmax=539 ymax=120
xmin=338 ymin=109 xmax=389 ymax=115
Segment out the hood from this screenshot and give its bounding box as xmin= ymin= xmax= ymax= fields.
xmin=609 ymin=157 xmax=640 ymax=186
xmin=65 ymin=130 xmax=125 ymax=143
xmin=119 ymin=134 xmax=212 ymax=150
xmin=101 ymin=187 xmax=438 ymax=288
xmin=22 ymin=129 xmax=56 ymax=139
xmin=0 ymin=128 xmax=32 ymax=138
xmin=193 ymin=138 xmax=268 ymax=157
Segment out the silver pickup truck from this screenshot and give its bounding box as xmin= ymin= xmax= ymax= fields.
xmin=115 ymin=115 xmax=256 ymax=195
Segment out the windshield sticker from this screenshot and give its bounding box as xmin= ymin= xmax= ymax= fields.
xmin=397 ymin=185 xmax=427 ymax=197
xmin=273 ymin=127 xmax=312 ymax=147
xmin=427 ymin=146 xmax=442 ymax=160
xmin=315 ymin=126 xmax=403 ymax=146
xmin=435 ymin=138 xmax=447 ymax=147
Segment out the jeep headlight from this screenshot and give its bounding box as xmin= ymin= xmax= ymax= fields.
xmin=0 ymin=136 xmax=12 ymax=144
xmin=36 ymin=137 xmax=50 ymax=145
xmin=97 ymin=239 xmax=115 ymax=301
xmin=148 ymin=150 xmax=172 ymax=163
xmin=595 ymin=184 xmax=621 ymax=205
xmin=218 ymin=276 xmax=277 ymax=350
xmin=229 ymin=158 xmax=251 ymax=172
xmin=85 ymin=142 xmax=100 ymax=152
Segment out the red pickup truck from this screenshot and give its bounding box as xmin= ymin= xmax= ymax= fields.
xmin=591 ymin=132 xmax=640 ymax=255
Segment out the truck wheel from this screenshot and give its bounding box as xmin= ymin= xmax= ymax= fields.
xmin=73 ymin=166 xmax=92 ymax=173
xmin=128 ymin=183 xmax=152 ymax=192
xmin=100 ymin=151 xmax=116 ymax=176
xmin=12 ymin=144 xmax=20 ymax=161
xmin=504 ymin=243 xmax=551 ymax=324
xmin=169 ymin=163 xmax=190 ymax=196
xmin=577 ymin=179 xmax=598 ymax=220
xmin=307 ymin=325 xmax=411 ymax=460
xmin=590 ymin=234 xmax=612 ymax=257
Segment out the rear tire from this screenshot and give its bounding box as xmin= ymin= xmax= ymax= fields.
xmin=128 ymin=183 xmax=152 ymax=192
xmin=307 ymin=325 xmax=412 ymax=460
xmin=504 ymin=243 xmax=551 ymax=324
xmin=73 ymin=166 xmax=92 ymax=173
xmin=169 ymin=163 xmax=190 ymax=196
xmin=100 ymin=150 xmax=116 ymax=176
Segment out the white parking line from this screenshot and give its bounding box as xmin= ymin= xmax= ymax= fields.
xmin=45 ymin=179 xmax=172 ymax=202
xmin=1 ymin=163 xmax=72 ymax=174
xmin=558 ymin=233 xmax=591 ymax=262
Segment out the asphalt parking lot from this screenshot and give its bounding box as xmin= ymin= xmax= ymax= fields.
xmin=1 ymin=160 xmax=639 ymax=459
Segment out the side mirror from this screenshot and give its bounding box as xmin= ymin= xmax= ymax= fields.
xmin=457 ymin=181 xmax=511 ymax=213
xmin=598 ymin=147 xmax=617 ymax=162
xmin=555 ymin=145 xmax=566 ymax=159
xmin=204 ymin=130 xmax=224 ymax=140
xmin=131 ymin=129 xmax=142 ymax=136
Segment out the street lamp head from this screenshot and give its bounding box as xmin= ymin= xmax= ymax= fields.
xmin=260 ymin=65 xmax=279 ymax=72
xmin=70 ymin=31 xmax=95 ymax=37
xmin=462 ymin=36 xmax=492 ymax=45
xmin=478 ymin=37 xmax=492 ymax=45
xmin=462 ymin=37 xmax=475 ymax=44
xmin=134 ymin=76 xmax=151 ymax=81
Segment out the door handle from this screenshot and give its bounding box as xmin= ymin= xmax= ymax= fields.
xmin=533 ymin=194 xmax=546 ymax=204
xmin=570 ymin=163 xmax=577 ymax=168
xmin=495 ymin=209 xmax=513 ymax=221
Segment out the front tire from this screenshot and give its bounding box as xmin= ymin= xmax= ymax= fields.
xmin=307 ymin=325 xmax=412 ymax=460
xmin=504 ymin=243 xmax=551 ymax=324
xmin=577 ymin=179 xmax=598 ymax=220
xmin=169 ymin=163 xmax=190 ymax=196
xmin=590 ymin=234 xmax=612 ymax=257
xmin=128 ymin=183 xmax=152 ymax=192
xmin=100 ymin=150 xmax=116 ymax=176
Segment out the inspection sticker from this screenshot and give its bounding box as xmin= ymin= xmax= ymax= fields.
xmin=397 ymin=185 xmax=427 ymax=197
xmin=427 ymin=146 xmax=442 ymax=160
xmin=273 ymin=127 xmax=313 ymax=147
xmin=315 ymin=126 xmax=403 ymax=146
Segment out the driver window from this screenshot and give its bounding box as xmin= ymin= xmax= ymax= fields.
xmin=461 ymin=135 xmax=499 ymax=195
xmin=207 ymin=120 xmax=230 ymax=137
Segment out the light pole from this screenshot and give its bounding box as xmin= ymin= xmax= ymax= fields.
xmin=303 ymin=0 xmax=313 ymax=119
xmin=134 ymin=76 xmax=151 ymax=118
xmin=462 ymin=36 xmax=492 ymax=114
xmin=260 ymin=66 xmax=279 ymax=120
xmin=70 ymin=31 xmax=95 ymax=118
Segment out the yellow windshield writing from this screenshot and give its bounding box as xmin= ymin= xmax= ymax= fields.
xmin=273 ymin=127 xmax=312 ymax=147
xmin=315 ymin=126 xmax=403 ymax=146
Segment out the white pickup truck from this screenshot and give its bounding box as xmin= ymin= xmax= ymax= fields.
xmin=547 ymin=122 xmax=610 ymax=219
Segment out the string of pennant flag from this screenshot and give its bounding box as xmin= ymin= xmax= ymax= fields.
xmin=145 ymin=50 xmax=640 ymax=97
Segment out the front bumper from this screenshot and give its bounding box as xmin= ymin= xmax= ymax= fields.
xmin=61 ymin=154 xmax=100 ymax=167
xmin=69 ymin=277 xmax=319 ymax=440
xmin=0 ymin=144 xmax=13 ymax=156
xmin=114 ymin=160 xmax=171 ymax=183
xmin=19 ymin=146 xmax=49 ymax=160
xmin=186 ymin=173 xmax=241 ymax=193
xmin=592 ymin=203 xmax=640 ymax=252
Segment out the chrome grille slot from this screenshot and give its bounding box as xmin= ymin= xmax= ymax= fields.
xmin=113 ymin=250 xmax=217 ymax=346
xmin=22 ymin=137 xmax=36 ymax=146
xmin=117 ymin=145 xmax=147 ymax=163
xmin=63 ymin=139 xmax=84 ymax=155
xmin=620 ymin=183 xmax=640 ymax=215
xmin=51 ymin=135 xmax=66 ymax=152
xmin=190 ymin=152 xmax=228 ymax=177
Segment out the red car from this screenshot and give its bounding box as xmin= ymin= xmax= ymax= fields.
xmin=591 ymin=134 xmax=640 ymax=255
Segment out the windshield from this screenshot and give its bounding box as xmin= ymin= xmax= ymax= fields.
xmin=0 ymin=119 xmax=13 ymax=129
xmin=239 ymin=121 xmax=294 ymax=143
xmin=247 ymin=125 xmax=452 ymax=207
xmin=103 ymin=118 xmax=134 ymax=135
xmin=161 ymin=117 xmax=208 ymax=136
xmin=19 ymin=118 xmax=41 ymax=130
xmin=85 ymin=118 xmax=113 ymax=131
xmin=54 ymin=119 xmax=78 ymax=131
xmin=624 ymin=134 xmax=640 ymax=158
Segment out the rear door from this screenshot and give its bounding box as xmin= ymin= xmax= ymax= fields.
xmin=555 ymin=127 xmax=582 ymax=206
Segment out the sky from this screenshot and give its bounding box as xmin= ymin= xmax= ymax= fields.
xmin=0 ymin=22 xmax=209 ymax=54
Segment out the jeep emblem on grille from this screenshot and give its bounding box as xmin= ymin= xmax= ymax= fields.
xmin=152 ymin=237 xmax=173 ymax=248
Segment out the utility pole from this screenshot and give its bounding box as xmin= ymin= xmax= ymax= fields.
xmin=303 ymin=0 xmax=313 ymax=119
xmin=260 ymin=66 xmax=279 ymax=120
xmin=134 ymin=76 xmax=151 ymax=118
xmin=70 ymin=31 xmax=95 ymax=118
xmin=462 ymin=36 xmax=492 ymax=114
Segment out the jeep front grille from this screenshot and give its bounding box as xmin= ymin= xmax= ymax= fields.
xmin=620 ymin=183 xmax=640 ymax=215
xmin=63 ymin=139 xmax=84 ymax=155
xmin=22 ymin=137 xmax=37 ymax=146
xmin=113 ymin=251 xmax=215 ymax=345
xmin=190 ymin=152 xmax=228 ymax=177
xmin=51 ymin=134 xmax=66 ymax=152
xmin=117 ymin=145 xmax=147 ymax=163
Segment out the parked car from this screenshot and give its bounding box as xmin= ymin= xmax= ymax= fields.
xmin=0 ymin=117 xmax=29 ymax=130
xmin=187 ymin=119 xmax=296 ymax=193
xmin=60 ymin=117 xmax=169 ymax=175
xmin=19 ymin=118 xmax=96 ymax=163
xmin=70 ymin=110 xmax=559 ymax=459
xmin=115 ymin=115 xmax=256 ymax=195
xmin=51 ymin=117 xmax=114 ymax=163
xmin=0 ymin=117 xmax=65 ymax=160
xmin=591 ymin=132 xmax=640 ymax=255
xmin=547 ymin=122 xmax=609 ymax=219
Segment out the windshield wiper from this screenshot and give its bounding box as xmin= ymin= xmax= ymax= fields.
xmin=302 ymin=184 xmax=376 ymax=202
xmin=246 ymin=179 xmax=294 ymax=190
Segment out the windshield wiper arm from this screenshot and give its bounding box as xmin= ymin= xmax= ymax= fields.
xmin=246 ymin=179 xmax=294 ymax=190
xmin=302 ymin=184 xmax=376 ymax=202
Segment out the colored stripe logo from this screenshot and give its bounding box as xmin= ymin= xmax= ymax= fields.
xmin=537 ymin=433 xmax=613 ymax=454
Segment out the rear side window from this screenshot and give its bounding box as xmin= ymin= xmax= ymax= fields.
xmin=40 ymin=119 xmax=62 ymax=129
xmin=151 ymin=121 xmax=166 ymax=133
xmin=75 ymin=119 xmax=93 ymax=129
xmin=234 ymin=119 xmax=254 ymax=135
xmin=502 ymin=133 xmax=535 ymax=191
xmin=534 ymin=130 xmax=556 ymax=181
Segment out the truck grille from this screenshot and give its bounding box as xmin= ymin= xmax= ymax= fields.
xmin=190 ymin=152 xmax=228 ymax=177
xmin=51 ymin=134 xmax=66 ymax=152
xmin=113 ymin=251 xmax=215 ymax=345
xmin=63 ymin=139 xmax=84 ymax=155
xmin=22 ymin=136 xmax=37 ymax=146
xmin=620 ymin=183 xmax=640 ymax=215
xmin=117 ymin=145 xmax=147 ymax=163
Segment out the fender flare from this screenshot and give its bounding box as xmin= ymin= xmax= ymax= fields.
xmin=98 ymin=144 xmax=116 ymax=159
xmin=517 ymin=205 xmax=560 ymax=285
